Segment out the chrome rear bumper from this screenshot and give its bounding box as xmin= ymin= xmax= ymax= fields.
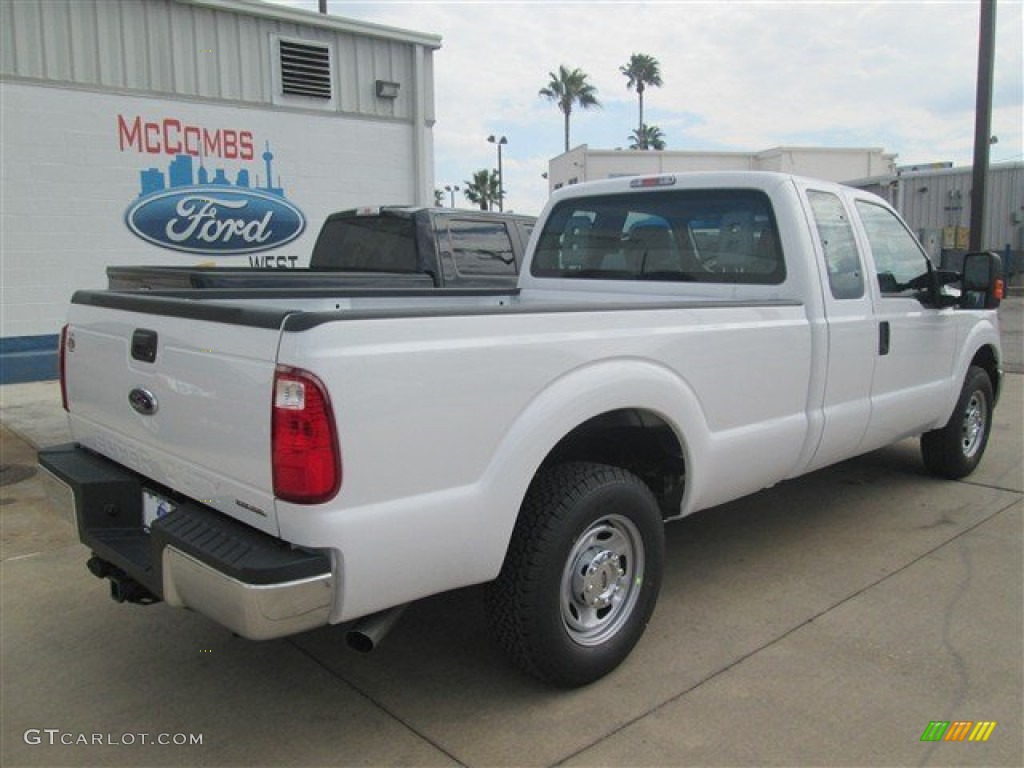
xmin=162 ymin=547 xmax=332 ymax=640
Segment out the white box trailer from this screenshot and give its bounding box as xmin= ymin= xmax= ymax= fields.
xmin=0 ymin=0 xmax=440 ymax=382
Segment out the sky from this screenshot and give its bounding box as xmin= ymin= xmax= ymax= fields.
xmin=270 ymin=0 xmax=1023 ymax=216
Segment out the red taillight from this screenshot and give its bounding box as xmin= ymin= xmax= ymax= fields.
xmin=272 ymin=366 xmax=341 ymax=504
xmin=59 ymin=324 xmax=70 ymax=411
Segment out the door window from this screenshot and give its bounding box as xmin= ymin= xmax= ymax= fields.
xmin=855 ymin=201 xmax=931 ymax=299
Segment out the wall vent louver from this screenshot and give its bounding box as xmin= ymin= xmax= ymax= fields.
xmin=279 ymin=40 xmax=332 ymax=99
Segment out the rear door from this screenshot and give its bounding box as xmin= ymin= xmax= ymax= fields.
xmin=801 ymin=187 xmax=877 ymax=470
xmin=851 ymin=196 xmax=956 ymax=451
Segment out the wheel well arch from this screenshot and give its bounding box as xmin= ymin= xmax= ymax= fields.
xmin=540 ymin=408 xmax=686 ymax=519
xmin=970 ymin=344 xmax=1001 ymax=403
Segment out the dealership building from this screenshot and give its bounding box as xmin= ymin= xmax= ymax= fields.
xmin=546 ymin=144 xmax=899 ymax=191
xmin=849 ymin=162 xmax=1023 ymax=270
xmin=1 ymin=0 xmax=440 ymax=382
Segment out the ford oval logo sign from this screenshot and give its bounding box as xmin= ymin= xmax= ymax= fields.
xmin=128 ymin=388 xmax=159 ymax=416
xmin=124 ymin=187 xmax=306 ymax=255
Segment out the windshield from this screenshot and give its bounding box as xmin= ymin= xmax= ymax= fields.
xmin=531 ymin=189 xmax=784 ymax=284
xmin=311 ymin=215 xmax=418 ymax=271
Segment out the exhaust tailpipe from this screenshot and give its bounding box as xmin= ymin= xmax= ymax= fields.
xmin=345 ymin=604 xmax=409 ymax=653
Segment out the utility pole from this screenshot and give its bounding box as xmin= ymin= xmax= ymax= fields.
xmin=968 ymin=0 xmax=996 ymax=252
xmin=488 ymin=135 xmax=508 ymax=212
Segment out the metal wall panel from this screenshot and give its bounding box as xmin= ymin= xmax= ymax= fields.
xmin=42 ymin=0 xmax=72 ymax=82
xmin=895 ymin=164 xmax=1023 ymax=253
xmin=2 ymin=0 xmax=436 ymax=123
xmin=121 ymin=1 xmax=151 ymax=91
xmin=9 ymin=0 xmax=44 ymax=78
xmin=96 ymin=1 xmax=125 ymax=88
xmin=69 ymin=0 xmax=99 ymax=84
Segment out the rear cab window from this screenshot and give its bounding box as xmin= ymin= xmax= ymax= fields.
xmin=531 ymin=189 xmax=785 ymax=284
xmin=311 ymin=214 xmax=418 ymax=271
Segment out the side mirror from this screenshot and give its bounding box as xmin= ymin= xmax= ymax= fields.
xmin=960 ymin=251 xmax=1004 ymax=309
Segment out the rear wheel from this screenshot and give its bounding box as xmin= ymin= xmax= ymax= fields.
xmin=486 ymin=462 xmax=664 ymax=687
xmin=921 ymin=365 xmax=994 ymax=479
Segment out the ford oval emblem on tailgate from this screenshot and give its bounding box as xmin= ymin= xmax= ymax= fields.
xmin=129 ymin=388 xmax=159 ymax=416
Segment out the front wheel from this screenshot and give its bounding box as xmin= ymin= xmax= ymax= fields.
xmin=485 ymin=462 xmax=664 ymax=687
xmin=921 ymin=365 xmax=994 ymax=479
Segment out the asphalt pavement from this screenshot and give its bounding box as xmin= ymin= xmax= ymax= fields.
xmin=1 ymin=300 xmax=1021 ymax=767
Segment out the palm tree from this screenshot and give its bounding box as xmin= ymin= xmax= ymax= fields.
xmin=539 ymin=65 xmax=601 ymax=153
xmin=463 ymin=169 xmax=501 ymax=211
xmin=620 ymin=53 xmax=663 ymax=149
xmin=629 ymin=124 xmax=666 ymax=151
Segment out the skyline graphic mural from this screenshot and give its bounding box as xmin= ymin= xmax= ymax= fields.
xmin=137 ymin=142 xmax=286 ymax=198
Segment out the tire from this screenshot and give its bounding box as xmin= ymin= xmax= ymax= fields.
xmin=486 ymin=462 xmax=664 ymax=687
xmin=921 ymin=365 xmax=994 ymax=480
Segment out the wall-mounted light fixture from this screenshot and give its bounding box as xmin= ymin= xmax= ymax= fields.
xmin=375 ymin=80 xmax=400 ymax=99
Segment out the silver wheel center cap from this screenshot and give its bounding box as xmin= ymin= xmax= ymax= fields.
xmin=576 ymin=550 xmax=625 ymax=608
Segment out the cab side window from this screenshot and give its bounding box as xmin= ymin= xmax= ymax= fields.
xmin=447 ymin=219 xmax=517 ymax=277
xmin=855 ymin=200 xmax=930 ymax=298
xmin=807 ymin=191 xmax=864 ymax=300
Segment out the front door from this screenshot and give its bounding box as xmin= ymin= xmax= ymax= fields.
xmin=853 ymin=198 xmax=956 ymax=452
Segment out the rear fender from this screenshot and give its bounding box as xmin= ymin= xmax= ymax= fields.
xmin=477 ymin=358 xmax=707 ymax=563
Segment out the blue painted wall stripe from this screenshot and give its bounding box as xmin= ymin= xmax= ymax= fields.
xmin=0 ymin=335 xmax=59 ymax=384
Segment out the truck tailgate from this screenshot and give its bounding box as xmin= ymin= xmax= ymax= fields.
xmin=63 ymin=297 xmax=287 ymax=536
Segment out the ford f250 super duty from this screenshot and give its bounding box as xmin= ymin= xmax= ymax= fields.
xmin=40 ymin=172 xmax=1004 ymax=687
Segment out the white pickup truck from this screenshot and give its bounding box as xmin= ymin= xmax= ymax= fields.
xmin=40 ymin=172 xmax=1004 ymax=687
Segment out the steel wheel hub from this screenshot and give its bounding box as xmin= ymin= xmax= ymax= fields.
xmin=560 ymin=514 xmax=645 ymax=647
xmin=961 ymin=392 xmax=986 ymax=458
